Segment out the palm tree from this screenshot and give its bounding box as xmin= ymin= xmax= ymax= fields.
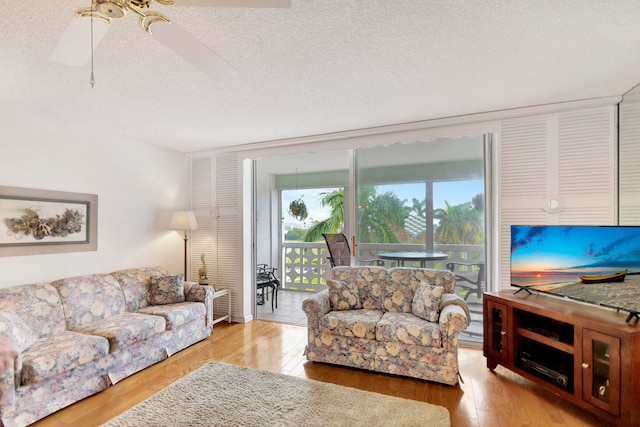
xmin=411 ymin=198 xmax=426 ymax=217
xmin=358 ymin=188 xmax=409 ymax=243
xmin=303 ymin=186 xmax=409 ymax=243
xmin=303 ymin=189 xmax=345 ymax=242
xmin=433 ymin=201 xmax=483 ymax=244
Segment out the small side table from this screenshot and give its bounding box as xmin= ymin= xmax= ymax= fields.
xmin=211 ymin=288 xmax=232 ymax=325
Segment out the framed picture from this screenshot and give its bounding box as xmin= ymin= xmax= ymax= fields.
xmin=0 ymin=186 xmax=98 ymax=257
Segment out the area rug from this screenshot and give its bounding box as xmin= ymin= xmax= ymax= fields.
xmin=101 ymin=362 xmax=450 ymax=427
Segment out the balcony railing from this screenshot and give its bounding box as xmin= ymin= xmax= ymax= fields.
xmin=282 ymin=242 xmax=484 ymax=292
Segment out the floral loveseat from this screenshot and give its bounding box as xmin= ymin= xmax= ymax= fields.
xmin=0 ymin=266 xmax=214 ymax=427
xmin=302 ymin=266 xmax=470 ymax=385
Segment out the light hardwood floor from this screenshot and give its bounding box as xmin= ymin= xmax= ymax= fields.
xmin=31 ymin=320 xmax=609 ymax=427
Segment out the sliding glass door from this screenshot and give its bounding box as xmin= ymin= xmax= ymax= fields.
xmin=353 ymin=136 xmax=489 ymax=342
xmin=254 ymin=136 xmax=491 ymax=340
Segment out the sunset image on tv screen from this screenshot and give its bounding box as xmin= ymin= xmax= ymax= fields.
xmin=511 ymin=225 xmax=640 ymax=290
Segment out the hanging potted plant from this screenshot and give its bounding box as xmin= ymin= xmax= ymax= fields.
xmin=288 ymin=197 xmax=308 ymax=221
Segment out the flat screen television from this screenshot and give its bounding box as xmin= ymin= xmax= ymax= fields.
xmin=510 ymin=225 xmax=640 ymax=322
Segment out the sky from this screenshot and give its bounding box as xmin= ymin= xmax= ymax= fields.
xmin=511 ymin=225 xmax=640 ymax=276
xmin=282 ymin=179 xmax=484 ymax=226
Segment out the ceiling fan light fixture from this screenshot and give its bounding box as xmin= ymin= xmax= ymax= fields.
xmin=140 ymin=11 xmax=170 ymax=34
xmin=76 ymin=8 xmax=112 ymax=24
xmin=52 ymin=0 xmax=285 ymax=81
xmin=96 ymin=0 xmax=127 ymax=18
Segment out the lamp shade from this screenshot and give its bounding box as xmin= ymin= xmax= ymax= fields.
xmin=169 ymin=211 xmax=198 ymax=231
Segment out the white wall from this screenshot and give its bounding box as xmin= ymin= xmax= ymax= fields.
xmin=0 ymin=106 xmax=190 ymax=287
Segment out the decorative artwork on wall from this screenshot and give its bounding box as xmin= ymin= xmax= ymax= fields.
xmin=0 ymin=186 xmax=98 ymax=257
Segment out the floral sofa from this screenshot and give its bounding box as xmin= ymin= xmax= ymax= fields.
xmin=302 ymin=266 xmax=470 ymax=385
xmin=0 ymin=266 xmax=214 ymax=427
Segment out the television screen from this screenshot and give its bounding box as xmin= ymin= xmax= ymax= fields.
xmin=510 ymin=225 xmax=640 ymax=319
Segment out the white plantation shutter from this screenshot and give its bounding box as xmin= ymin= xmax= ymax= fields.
xmin=191 ymin=153 xmax=242 ymax=321
xmin=498 ymin=106 xmax=616 ymax=287
xmin=556 ymin=109 xmax=616 ymax=224
xmin=215 ymin=153 xmax=242 ymax=317
xmin=620 ymin=100 xmax=640 ymax=224
xmin=191 ymin=157 xmax=214 ymax=284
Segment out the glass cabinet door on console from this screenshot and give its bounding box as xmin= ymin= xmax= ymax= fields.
xmin=485 ymin=301 xmax=509 ymax=366
xmin=582 ymin=329 xmax=621 ymax=417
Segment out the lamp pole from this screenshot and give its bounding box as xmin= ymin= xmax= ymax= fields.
xmin=182 ymin=230 xmax=188 ymax=278
xmin=169 ymin=211 xmax=198 ymax=280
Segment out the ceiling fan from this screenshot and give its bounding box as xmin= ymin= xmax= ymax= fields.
xmin=50 ymin=0 xmax=291 ymax=82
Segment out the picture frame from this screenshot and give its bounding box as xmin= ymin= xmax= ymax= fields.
xmin=0 ymin=186 xmax=98 ymax=257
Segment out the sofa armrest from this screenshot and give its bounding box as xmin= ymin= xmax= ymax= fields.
xmin=185 ymin=282 xmax=214 ymax=327
xmin=0 ymin=355 xmax=17 ymax=417
xmin=302 ymin=289 xmax=330 ymax=328
xmin=438 ymin=296 xmax=470 ymax=352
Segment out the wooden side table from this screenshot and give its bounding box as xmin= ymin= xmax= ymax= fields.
xmin=211 ymin=288 xmax=232 ymax=325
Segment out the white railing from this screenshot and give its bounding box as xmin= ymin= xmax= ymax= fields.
xmin=281 ymin=242 xmax=484 ymax=292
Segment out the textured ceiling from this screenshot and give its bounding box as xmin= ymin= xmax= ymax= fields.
xmin=2 ymin=1 xmax=640 ymax=153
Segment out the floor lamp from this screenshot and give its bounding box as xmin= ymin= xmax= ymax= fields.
xmin=169 ymin=211 xmax=198 ymax=279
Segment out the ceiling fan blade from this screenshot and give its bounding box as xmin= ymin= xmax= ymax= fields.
xmin=177 ymin=0 xmax=290 ymax=8
xmin=150 ymin=21 xmax=237 ymax=82
xmin=50 ymin=15 xmax=111 ymax=66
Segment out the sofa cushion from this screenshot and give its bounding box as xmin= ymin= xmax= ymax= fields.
xmin=20 ymin=331 xmax=110 ymax=386
xmin=110 ymin=266 xmax=170 ymax=311
xmin=329 ymin=266 xmax=387 ymax=310
xmin=412 ymin=282 xmax=444 ymax=322
xmin=136 ymin=301 xmax=205 ymax=329
xmin=73 ymin=313 xmax=166 ymax=352
xmin=382 ymin=281 xmax=418 ymax=313
xmin=51 ymin=274 xmax=126 ymax=330
xmin=0 ymin=309 xmax=36 ymax=352
xmin=376 ymin=312 xmax=442 ymax=347
xmin=0 ymin=283 xmax=67 ymax=339
xmin=320 ymin=309 xmax=383 ymax=339
xmin=149 ymin=274 xmax=185 ymax=305
xmin=327 ymin=279 xmax=362 ymax=310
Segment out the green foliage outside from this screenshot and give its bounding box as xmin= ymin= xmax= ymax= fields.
xmin=284 ymin=228 xmax=306 ymax=241
xmin=434 ymin=200 xmax=483 ymax=244
xmin=299 ymin=186 xmax=484 ymax=245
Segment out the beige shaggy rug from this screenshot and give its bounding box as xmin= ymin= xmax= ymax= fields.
xmin=101 ymin=362 xmax=450 ymax=427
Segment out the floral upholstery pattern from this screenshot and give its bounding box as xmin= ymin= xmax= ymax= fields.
xmin=327 ymin=279 xmax=362 ymax=310
xmin=110 ymin=267 xmax=169 ymax=311
xmin=185 ymin=283 xmax=214 ymax=327
xmin=375 ymin=311 xmax=442 ymax=347
xmin=375 ymin=344 xmax=459 ymax=385
xmin=137 ymin=301 xmax=206 ymax=330
xmin=51 ymin=274 xmax=126 ymax=330
xmin=0 ymin=266 xmax=213 ymax=427
xmin=0 ymin=284 xmax=66 ymax=339
xmin=303 ymin=266 xmax=468 ymax=385
xmin=329 ymin=266 xmax=387 ymax=310
xmin=20 ymin=331 xmax=109 ymax=386
xmin=412 ymin=282 xmax=444 ymax=322
xmin=319 ymin=309 xmax=383 ymax=339
xmin=149 ymin=275 xmax=185 ymax=305
xmin=73 ymin=312 xmax=166 ymax=352
xmin=0 ymin=310 xmax=36 ymax=353
xmin=305 ymin=329 xmax=377 ymax=371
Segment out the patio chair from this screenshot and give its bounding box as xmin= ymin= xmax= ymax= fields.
xmin=445 ymin=261 xmax=485 ymax=301
xmin=322 ymin=233 xmax=383 ymax=268
xmin=256 ymin=264 xmax=280 ymax=312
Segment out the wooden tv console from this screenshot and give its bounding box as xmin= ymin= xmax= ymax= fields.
xmin=483 ymin=290 xmax=640 ymax=426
